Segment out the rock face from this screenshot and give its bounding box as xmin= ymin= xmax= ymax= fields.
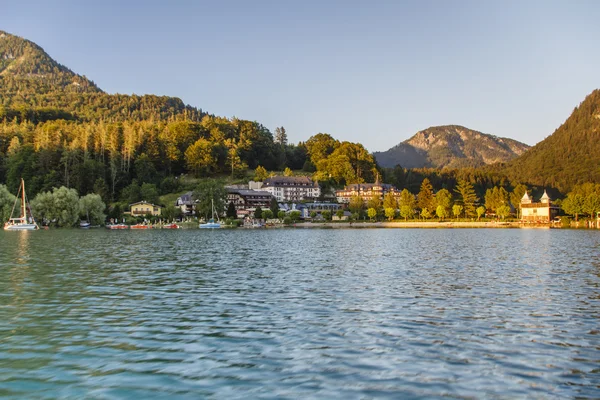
xmin=374 ymin=125 xmax=530 ymax=169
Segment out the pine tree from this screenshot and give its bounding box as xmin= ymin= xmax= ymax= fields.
xmin=454 ymin=179 xmax=478 ymax=218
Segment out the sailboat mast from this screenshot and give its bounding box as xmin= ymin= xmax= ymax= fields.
xmin=21 ymin=179 xmax=27 ymax=220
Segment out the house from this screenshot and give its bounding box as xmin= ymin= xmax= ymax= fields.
xmin=520 ymin=190 xmax=559 ymax=222
xmin=336 ymin=177 xmax=401 ymax=204
xmin=259 ymin=176 xmax=321 ymax=202
xmin=175 ymin=192 xmax=195 ymax=216
xmin=130 ymin=201 xmax=162 ymax=216
xmin=226 ymin=188 xmax=273 ymax=211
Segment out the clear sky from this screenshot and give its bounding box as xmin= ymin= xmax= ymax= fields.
xmin=2 ymin=0 xmax=599 ymax=151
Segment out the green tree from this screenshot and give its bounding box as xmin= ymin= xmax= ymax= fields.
xmin=277 ymin=210 xmax=286 ymax=219
xmin=226 ymin=201 xmax=237 ymax=219
xmin=283 ymin=167 xmax=293 ymax=177
xmin=349 ymin=195 xmax=364 ymax=215
xmin=262 ymin=209 xmax=273 ymax=219
xmin=322 ymin=210 xmax=332 ymax=221
xmin=561 ymin=193 xmax=585 ymax=222
xmin=476 ymin=206 xmax=486 ymax=221
xmin=290 ymin=210 xmax=301 ymax=222
xmin=161 ymin=205 xmax=182 ymax=222
xmin=270 ymin=197 xmax=280 ymax=216
xmin=385 ymin=207 xmax=395 ymax=221
xmin=310 ymin=211 xmax=317 ymax=219
xmin=192 ymin=179 xmax=227 ymax=221
xmin=417 ymin=178 xmax=435 ymax=214
xmin=275 ymin=126 xmax=287 ymax=146
xmin=398 ymin=189 xmax=415 ymax=218
xmin=496 ymin=205 xmax=511 ymax=220
xmin=367 ymin=207 xmax=377 ymax=221
xmin=140 ymin=183 xmax=159 ymax=205
xmin=434 ymin=189 xmax=452 ymax=214
xmin=510 ymin=184 xmax=528 ymax=218
xmin=383 ymin=191 xmax=397 ymax=210
xmin=452 ymin=204 xmax=463 ymax=221
xmin=185 ymin=138 xmax=215 ymax=176
xmin=400 ymin=205 xmax=414 ymax=221
xmin=32 ymin=186 xmax=80 ymax=227
xmin=336 ymin=209 xmax=345 ymax=220
xmin=420 ymin=208 xmax=431 ymax=220
xmin=0 ymin=185 xmax=17 ymax=224
xmin=436 ymin=204 xmax=448 ymax=221
xmin=484 ymin=186 xmax=509 ymax=214
xmin=583 ymin=192 xmax=600 ymax=220
xmin=254 ymin=165 xmax=268 ymax=181
xmin=79 ymin=193 xmax=106 ymax=225
xmin=254 ymin=206 xmax=263 ymax=219
xmin=454 ymin=179 xmax=478 ymax=218
xmin=366 ymin=195 xmax=382 ymax=214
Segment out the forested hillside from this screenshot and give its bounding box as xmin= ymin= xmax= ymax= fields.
xmin=0 ymin=31 xmax=378 ymax=204
xmin=501 ymin=89 xmax=600 ymax=193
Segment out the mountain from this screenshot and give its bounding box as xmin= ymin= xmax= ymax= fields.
xmin=503 ymin=89 xmax=600 ymax=193
xmin=0 ymin=30 xmax=100 ymax=95
xmin=0 ymin=30 xmax=204 ymax=123
xmin=374 ymin=125 xmax=530 ymax=169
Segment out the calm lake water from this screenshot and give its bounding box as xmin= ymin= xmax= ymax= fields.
xmin=0 ymin=228 xmax=599 ymax=399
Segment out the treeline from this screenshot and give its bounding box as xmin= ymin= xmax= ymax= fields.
xmin=342 ymin=178 xmax=525 ymax=221
xmin=0 ymin=184 xmax=106 ymax=227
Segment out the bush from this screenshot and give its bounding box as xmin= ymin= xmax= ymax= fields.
xmin=283 ymin=216 xmax=292 ymax=225
xmin=561 ymin=216 xmax=571 ymax=228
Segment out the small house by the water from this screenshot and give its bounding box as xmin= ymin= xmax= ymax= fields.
xmin=520 ymin=190 xmax=558 ymax=222
xmin=130 ymin=201 xmax=162 ymax=217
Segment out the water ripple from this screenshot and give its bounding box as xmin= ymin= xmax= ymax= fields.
xmin=0 ymin=228 xmax=599 ymax=398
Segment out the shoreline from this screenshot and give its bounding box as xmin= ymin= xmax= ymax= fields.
xmin=291 ymin=221 xmax=551 ymax=229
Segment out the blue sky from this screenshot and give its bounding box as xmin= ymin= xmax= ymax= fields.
xmin=2 ymin=1 xmax=599 ymax=151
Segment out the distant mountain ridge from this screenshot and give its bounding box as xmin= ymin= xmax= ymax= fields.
xmin=374 ymin=125 xmax=530 ymax=169
xmin=503 ymin=89 xmax=600 ymax=193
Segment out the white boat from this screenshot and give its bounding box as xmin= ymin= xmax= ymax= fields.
xmin=199 ymin=198 xmax=221 ymax=229
xmin=4 ymin=179 xmax=39 ymax=231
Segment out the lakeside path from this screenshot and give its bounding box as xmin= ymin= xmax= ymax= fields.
xmin=293 ymin=221 xmax=529 ymax=229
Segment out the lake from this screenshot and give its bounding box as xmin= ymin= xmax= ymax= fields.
xmin=0 ymin=228 xmax=599 ymax=398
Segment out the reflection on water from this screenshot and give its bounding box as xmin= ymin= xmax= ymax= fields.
xmin=0 ymin=228 xmax=599 ymax=398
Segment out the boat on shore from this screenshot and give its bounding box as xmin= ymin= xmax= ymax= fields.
xmin=4 ymin=179 xmax=39 ymax=231
xmin=106 ymin=223 xmax=128 ymax=230
xmin=162 ymin=223 xmax=180 ymax=229
xmin=130 ymin=224 xmax=152 ymax=229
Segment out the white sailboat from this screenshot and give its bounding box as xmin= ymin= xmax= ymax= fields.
xmin=199 ymin=198 xmax=221 ymax=229
xmin=4 ymin=179 xmax=39 ymax=231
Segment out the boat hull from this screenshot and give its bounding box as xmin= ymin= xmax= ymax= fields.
xmin=106 ymin=224 xmax=129 ymax=230
xmin=199 ymin=223 xmax=221 ymax=229
xmin=4 ymin=223 xmax=39 ymax=231
xmin=130 ymin=225 xmax=152 ymax=229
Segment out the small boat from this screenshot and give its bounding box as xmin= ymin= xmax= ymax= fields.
xmin=162 ymin=223 xmax=180 ymax=229
xmin=199 ymin=198 xmax=221 ymax=229
xmin=106 ymin=223 xmax=128 ymax=230
xmin=130 ymin=224 xmax=152 ymax=229
xmin=4 ymin=179 xmax=39 ymax=231
xmin=80 ymin=221 xmax=91 ymax=228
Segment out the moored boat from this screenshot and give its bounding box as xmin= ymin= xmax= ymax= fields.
xmin=4 ymin=179 xmax=39 ymax=231
xmin=130 ymin=224 xmax=152 ymax=229
xmin=199 ymin=198 xmax=221 ymax=229
xmin=162 ymin=223 xmax=180 ymax=229
xmin=106 ymin=223 xmax=128 ymax=230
